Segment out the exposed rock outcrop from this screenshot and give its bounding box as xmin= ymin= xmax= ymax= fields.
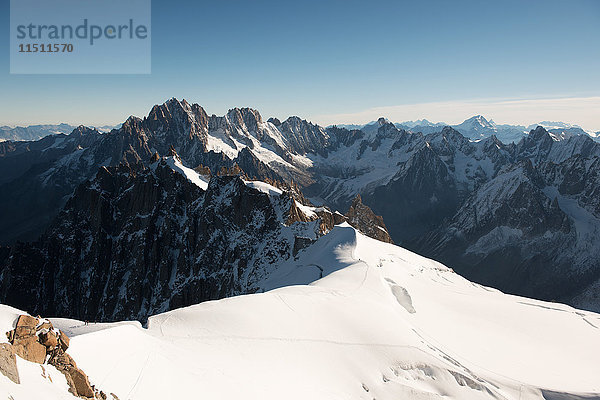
xmin=0 ymin=343 xmax=19 ymax=384
xmin=345 ymin=195 xmax=393 ymax=244
xmin=10 ymin=315 xmax=47 ymax=364
xmin=4 ymin=314 xmax=107 ymax=399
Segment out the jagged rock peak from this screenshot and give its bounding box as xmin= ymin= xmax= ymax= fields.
xmin=267 ymin=117 xmax=281 ymax=127
xmin=278 ymin=116 xmax=329 ymax=154
xmin=168 ymin=145 xmax=180 ymax=159
xmin=226 ymin=107 xmax=263 ymax=132
xmin=486 ymin=134 xmax=503 ymax=145
xmin=70 ymin=125 xmax=98 ymax=135
xmin=282 ymin=115 xmax=310 ymax=126
xmin=436 ymin=126 xmax=471 ymax=146
xmin=377 ymin=117 xmax=391 ymax=126
xmin=440 ymin=125 xmax=461 ymax=135
xmin=150 ymin=152 xmax=160 ymax=163
xmin=529 ymin=125 xmax=550 ymax=140
xmin=121 ymin=115 xmax=143 ymax=129
xmin=146 ymin=98 xmax=209 ymax=133
xmin=345 ymin=194 xmax=394 ymax=244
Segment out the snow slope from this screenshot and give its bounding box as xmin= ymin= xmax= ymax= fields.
xmin=163 ymin=156 xmax=209 ymax=190
xmin=2 ymin=225 xmax=600 ymax=399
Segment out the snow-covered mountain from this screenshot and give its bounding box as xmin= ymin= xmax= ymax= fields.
xmin=393 ymin=116 xmax=598 ymax=144
xmin=1 ymin=98 xmax=600 ymax=315
xmin=396 ymin=118 xmax=447 ymax=129
xmin=526 ymin=121 xmax=593 ymax=142
xmin=329 ymin=122 xmax=367 ymax=130
xmin=453 ymin=115 xmax=495 ymax=136
xmin=0 ymin=124 xmax=121 ymax=142
xmin=334 ymin=117 xmax=598 ymax=144
xmin=445 ymin=115 xmax=526 ymax=143
xmin=0 ymin=124 xmax=76 ymax=142
xmin=1 ymin=226 xmax=599 ymax=399
xmin=335 ymin=119 xmax=446 ymax=132
xmin=0 ymin=100 xmax=318 ymax=243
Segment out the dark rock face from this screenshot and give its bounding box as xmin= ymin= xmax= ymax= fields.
xmin=345 ymin=195 xmax=393 ymax=244
xmin=364 ymin=145 xmax=461 ymax=243
xmin=0 ymin=159 xmax=337 ymax=321
xmin=411 ymin=155 xmax=600 ymax=308
xmin=267 ymin=117 xmax=281 ymax=127
xmin=327 ymin=126 xmax=365 ymax=149
xmin=235 ymin=147 xmax=284 ymax=182
xmin=278 ymin=117 xmax=329 ymax=157
xmin=0 ymin=127 xmax=103 ymax=243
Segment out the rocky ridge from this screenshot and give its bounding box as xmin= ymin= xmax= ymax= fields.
xmin=0 ymin=314 xmax=112 ymax=399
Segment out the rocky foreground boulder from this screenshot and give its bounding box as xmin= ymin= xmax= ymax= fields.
xmin=0 ymin=343 xmax=19 ymax=384
xmin=1 ymin=314 xmax=112 ymax=399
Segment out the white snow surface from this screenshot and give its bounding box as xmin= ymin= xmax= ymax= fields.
xmin=243 ymin=180 xmax=283 ymax=196
xmin=0 ymin=358 xmax=71 ymax=399
xmin=164 ymin=156 xmax=209 ymax=190
xmin=1 ymin=225 xmax=600 ymax=399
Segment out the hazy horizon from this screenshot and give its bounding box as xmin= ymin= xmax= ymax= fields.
xmin=2 ymin=0 xmax=598 ymax=131
xmin=2 ymin=95 xmax=599 ymax=133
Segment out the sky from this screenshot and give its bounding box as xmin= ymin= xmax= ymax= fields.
xmin=1 ymin=0 xmax=599 ymax=131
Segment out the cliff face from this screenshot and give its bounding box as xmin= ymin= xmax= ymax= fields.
xmin=345 ymin=195 xmax=393 ymax=244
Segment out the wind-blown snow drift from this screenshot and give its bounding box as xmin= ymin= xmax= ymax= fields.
xmin=2 ymin=224 xmax=599 ymax=399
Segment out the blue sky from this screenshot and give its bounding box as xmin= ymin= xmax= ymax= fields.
xmin=1 ymin=0 xmax=599 ymax=130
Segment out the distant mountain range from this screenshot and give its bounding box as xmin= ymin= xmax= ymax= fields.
xmin=4 ymin=117 xmax=594 ymax=145
xmin=0 ymin=123 xmax=120 ymax=142
xmin=0 ymin=124 xmax=76 ymax=142
xmin=1 ymin=98 xmax=600 ymax=323
xmin=336 ymin=115 xmax=598 ymax=144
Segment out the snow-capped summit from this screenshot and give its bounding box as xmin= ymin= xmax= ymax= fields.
xmin=396 ymin=116 xmax=527 ymax=143
xmin=470 ymin=115 xmax=495 ymax=128
xmin=449 ymin=115 xmax=529 ymax=143
xmin=453 ymin=115 xmax=496 ymax=138
xmin=358 ymin=117 xmax=393 ymax=136
xmin=0 ymin=123 xmax=76 ymax=141
xmin=377 ymin=116 xmax=389 ymax=125
xmin=525 ymin=121 xmax=592 ymax=142
xmin=529 ymin=121 xmax=578 ymax=130
xmin=397 ymin=118 xmax=446 ymax=129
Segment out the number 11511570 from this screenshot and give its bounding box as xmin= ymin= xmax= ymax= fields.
xmin=18 ymin=43 xmax=74 ymax=53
